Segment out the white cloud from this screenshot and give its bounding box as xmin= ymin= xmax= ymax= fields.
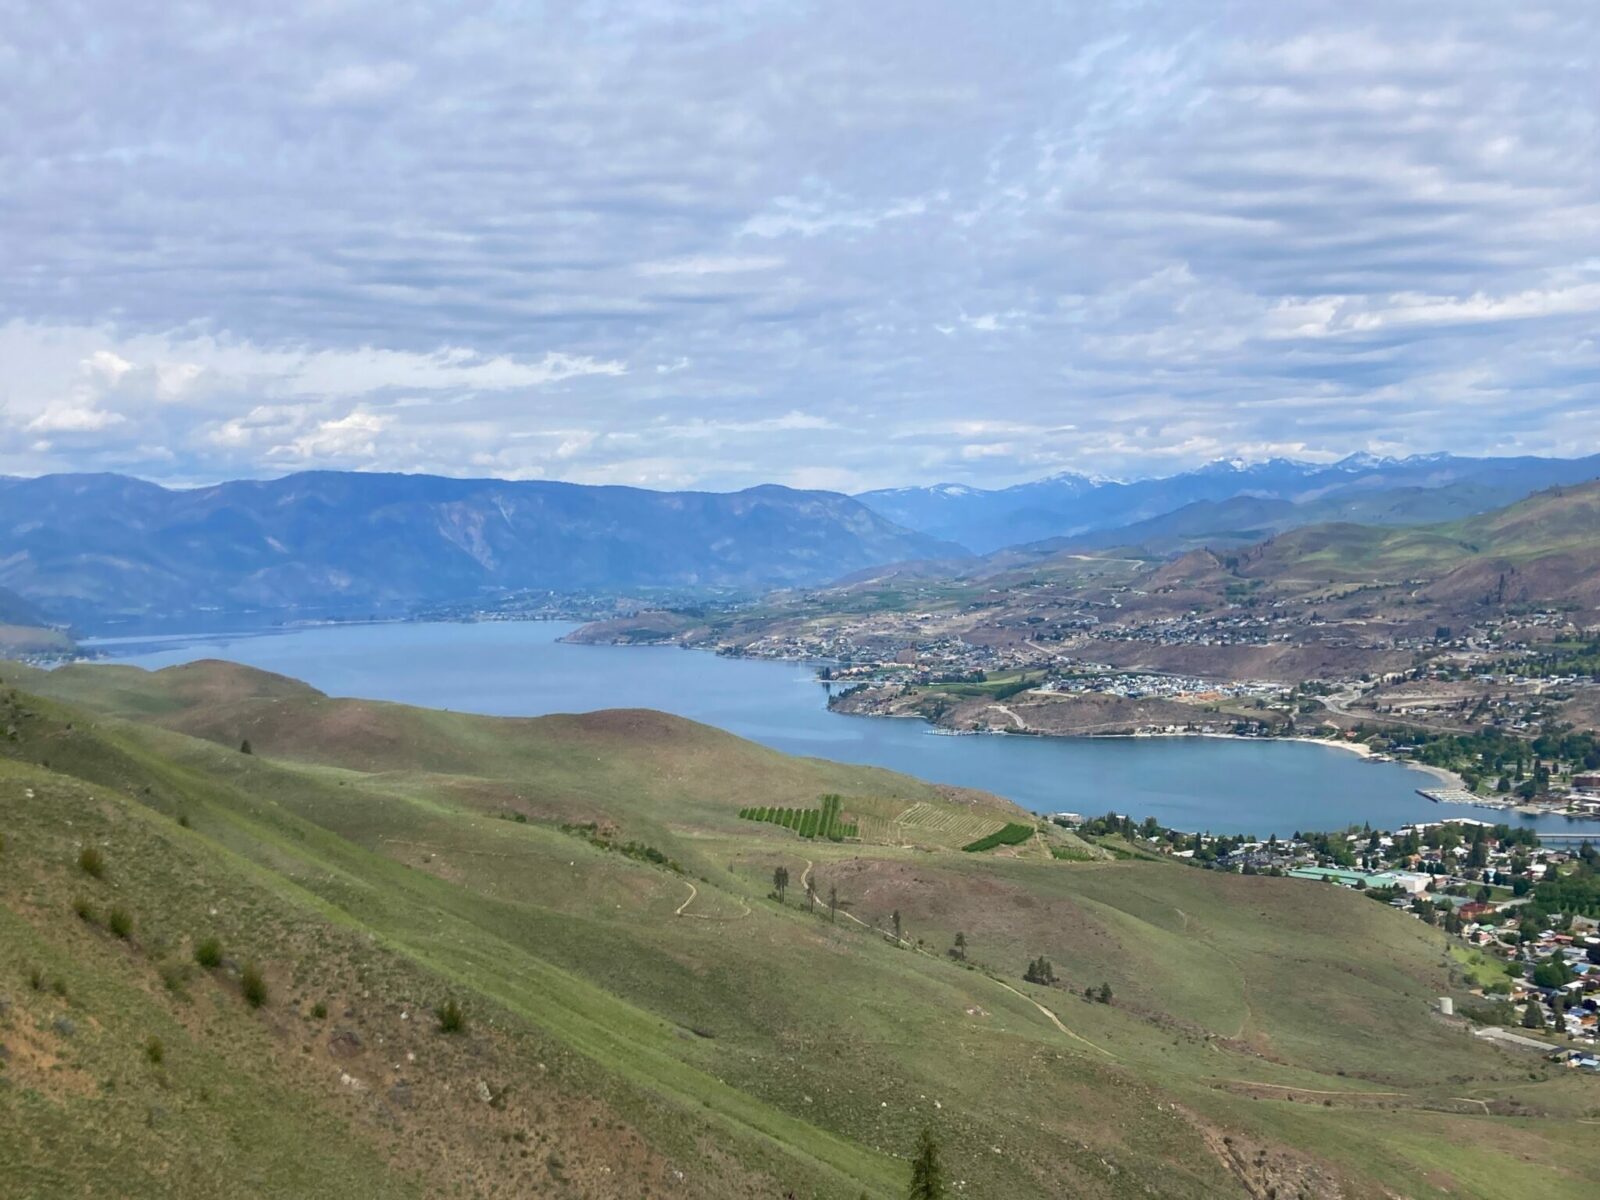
xmin=25 ymin=405 xmax=127 ymax=433
xmin=0 ymin=2 xmax=1596 ymax=490
xmin=636 ymin=256 xmax=783 ymax=276
xmin=271 ymin=409 xmax=392 ymax=461
xmin=308 ymin=61 xmax=416 ymax=105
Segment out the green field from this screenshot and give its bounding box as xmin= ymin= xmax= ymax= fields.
xmin=1 ymin=658 xmax=1595 ymax=1198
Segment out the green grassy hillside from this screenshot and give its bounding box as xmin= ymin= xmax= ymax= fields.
xmin=2 ymin=660 xmax=1595 ymax=1198
xmin=1241 ymin=479 xmax=1600 ymax=584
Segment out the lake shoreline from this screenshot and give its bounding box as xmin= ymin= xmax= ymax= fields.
xmin=83 ymin=617 xmax=1598 ymax=838
xmin=936 ymin=723 xmax=1472 ymax=791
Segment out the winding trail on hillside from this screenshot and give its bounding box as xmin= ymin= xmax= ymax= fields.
xmin=1174 ymin=903 xmax=1257 ymax=1041
xmin=799 ymin=857 xmax=1115 ymax=1057
xmin=674 ymin=879 xmax=750 ymax=920
xmin=674 ymin=880 xmax=698 ymax=916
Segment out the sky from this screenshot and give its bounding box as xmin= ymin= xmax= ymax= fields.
xmin=2 ymin=1 xmax=1598 ymax=493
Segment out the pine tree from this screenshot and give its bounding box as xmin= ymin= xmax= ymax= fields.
xmin=952 ymin=931 xmax=966 ymax=961
xmin=907 ymin=1126 xmax=946 ymax=1199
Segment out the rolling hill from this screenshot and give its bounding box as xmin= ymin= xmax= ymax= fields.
xmin=2 ymin=658 xmax=1595 ymax=1198
xmin=0 ymin=585 xmax=72 ymax=658
xmin=1233 ymin=480 xmax=1600 ymax=602
xmin=0 ymin=472 xmax=959 ymax=628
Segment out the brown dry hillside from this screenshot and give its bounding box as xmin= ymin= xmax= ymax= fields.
xmin=1231 ymin=480 xmax=1600 ymax=591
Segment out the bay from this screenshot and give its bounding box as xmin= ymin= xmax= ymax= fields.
xmin=84 ymin=619 xmax=1600 ymax=838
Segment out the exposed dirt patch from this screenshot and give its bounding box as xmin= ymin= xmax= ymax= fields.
xmin=1185 ymin=1106 xmax=1349 ymax=1200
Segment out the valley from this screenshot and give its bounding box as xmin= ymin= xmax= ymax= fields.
xmin=2 ymin=657 xmax=1596 ymax=1198
xmin=571 ymin=483 xmax=1600 ymax=819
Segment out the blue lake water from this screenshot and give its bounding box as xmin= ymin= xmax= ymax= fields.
xmin=83 ymin=619 xmax=1600 ymax=838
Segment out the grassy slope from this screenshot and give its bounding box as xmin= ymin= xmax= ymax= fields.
xmin=2 ymin=659 xmax=1596 ymax=1199
xmin=1245 ymin=480 xmax=1600 ymax=581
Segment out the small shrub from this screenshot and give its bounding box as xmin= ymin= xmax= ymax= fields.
xmin=73 ymin=896 xmax=98 ymax=924
xmin=239 ymin=738 xmax=253 ymax=755
xmin=27 ymin=965 xmax=44 ymax=991
xmin=310 ymin=1000 xmax=328 ymax=1019
xmin=78 ymin=846 xmax=105 ymax=878
xmin=177 ymin=814 xmax=191 ymax=829
xmin=435 ymin=997 xmax=466 ymax=1034
xmin=240 ymin=963 xmax=268 ymax=1009
xmin=160 ymin=962 xmax=192 ymax=996
xmin=50 ymin=977 xmax=67 ymax=998
xmin=144 ymin=1036 xmax=164 ymax=1065
xmin=193 ymin=937 xmax=223 ymax=969
xmin=107 ymin=906 xmax=134 ymax=940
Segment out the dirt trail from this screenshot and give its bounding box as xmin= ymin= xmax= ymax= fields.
xmin=674 ymin=880 xmax=698 ymax=916
xmin=801 ymin=857 xmax=1115 ymax=1057
xmin=674 ymin=879 xmax=750 ymax=920
xmin=1225 ymin=1081 xmax=1405 ymax=1098
xmin=986 ymin=978 xmax=1115 ymax=1056
xmin=987 ymin=703 xmax=1027 ymax=730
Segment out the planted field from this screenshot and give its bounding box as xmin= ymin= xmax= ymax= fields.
xmin=853 ymin=815 xmax=902 ymax=844
xmin=892 ymin=800 xmax=1009 ymax=847
xmin=737 ymin=794 xmax=860 ymax=841
xmin=962 ymin=821 xmax=1037 ymax=852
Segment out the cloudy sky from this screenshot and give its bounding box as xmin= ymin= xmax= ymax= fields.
xmin=3 ymin=2 xmax=1598 ymax=492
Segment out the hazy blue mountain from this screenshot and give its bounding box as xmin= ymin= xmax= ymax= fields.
xmin=0 ymin=584 xmax=53 ymax=627
xmin=0 ymin=472 xmax=960 ymax=627
xmin=857 ymin=453 xmax=1600 ymax=553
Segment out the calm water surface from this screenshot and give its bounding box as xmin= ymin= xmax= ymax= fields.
xmin=84 ymin=620 xmax=1600 ymax=838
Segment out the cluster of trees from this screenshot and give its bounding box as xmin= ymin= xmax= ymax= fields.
xmin=738 ymin=795 xmax=859 ymax=841
xmin=1520 ymin=978 xmax=1590 ymax=1031
xmin=1022 ymin=956 xmax=1056 ymax=985
xmin=1348 ymin=721 xmax=1600 ymax=794
xmin=1488 ymin=638 xmax=1600 ymax=685
xmin=559 ymin=821 xmax=684 ymax=873
xmin=987 ymin=673 xmax=1039 ymax=701
xmin=1534 ymin=844 xmax=1600 ymax=916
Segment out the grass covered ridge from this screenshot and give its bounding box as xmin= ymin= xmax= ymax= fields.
xmin=0 ymin=658 xmax=1595 ymax=1199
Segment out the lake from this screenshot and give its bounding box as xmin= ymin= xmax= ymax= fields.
xmin=83 ymin=619 xmax=1600 ymax=838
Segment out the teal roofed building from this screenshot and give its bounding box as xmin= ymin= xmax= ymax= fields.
xmin=1287 ymin=867 xmax=1403 ymax=889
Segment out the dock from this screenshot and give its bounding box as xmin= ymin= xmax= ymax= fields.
xmin=1418 ymin=787 xmax=1504 ymax=807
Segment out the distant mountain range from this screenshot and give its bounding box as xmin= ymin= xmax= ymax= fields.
xmin=6 ymin=454 xmax=1599 ymax=634
xmin=0 ymin=472 xmax=958 ymax=628
xmin=857 ymin=452 xmax=1600 ymax=554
